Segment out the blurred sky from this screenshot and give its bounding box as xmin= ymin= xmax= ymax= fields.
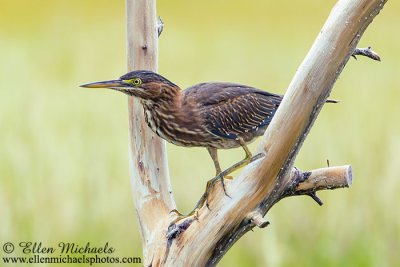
xmin=0 ymin=0 xmax=399 ymax=266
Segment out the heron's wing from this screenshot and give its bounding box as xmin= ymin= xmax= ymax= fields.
xmin=184 ymin=82 xmax=282 ymax=140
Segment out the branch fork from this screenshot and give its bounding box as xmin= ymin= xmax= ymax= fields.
xmin=126 ymin=0 xmax=386 ymax=265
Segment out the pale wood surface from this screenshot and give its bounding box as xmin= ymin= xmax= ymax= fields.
xmin=126 ymin=0 xmax=176 ymax=263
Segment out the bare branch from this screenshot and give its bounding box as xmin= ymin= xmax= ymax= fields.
xmin=157 ymin=16 xmax=164 ymax=37
xmin=353 ymin=46 xmax=381 ymax=61
xmin=167 ymin=165 xmax=353 ymax=238
xmin=294 ymin=165 xmax=353 ymax=192
xmin=249 ymin=212 xmax=270 ymax=228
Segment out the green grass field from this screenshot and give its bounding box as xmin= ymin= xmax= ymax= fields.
xmin=1 ymin=0 xmax=399 ymax=266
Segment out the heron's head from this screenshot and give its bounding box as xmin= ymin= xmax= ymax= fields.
xmin=80 ymin=70 xmax=179 ymax=101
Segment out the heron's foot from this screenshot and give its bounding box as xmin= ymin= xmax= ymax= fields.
xmin=171 ymin=152 xmax=266 ymax=222
xmin=170 ymin=208 xmax=200 ymax=225
xmin=204 ymin=153 xmax=265 ymax=208
xmin=169 ymin=209 xmax=184 ymax=217
xmin=205 ymin=173 xmax=233 ymax=209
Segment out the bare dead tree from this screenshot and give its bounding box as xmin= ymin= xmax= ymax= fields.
xmin=125 ymin=0 xmax=387 ymax=266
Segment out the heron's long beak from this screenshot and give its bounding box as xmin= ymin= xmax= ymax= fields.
xmin=80 ymin=80 xmax=127 ymax=88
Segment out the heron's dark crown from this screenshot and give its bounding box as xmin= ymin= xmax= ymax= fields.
xmin=120 ymin=70 xmax=177 ymax=87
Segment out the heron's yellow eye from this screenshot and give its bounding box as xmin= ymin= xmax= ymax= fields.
xmin=132 ymin=78 xmax=142 ymax=86
xmin=123 ymin=78 xmax=142 ymax=86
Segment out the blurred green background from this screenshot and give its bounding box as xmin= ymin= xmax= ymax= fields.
xmin=0 ymin=0 xmax=399 ymax=266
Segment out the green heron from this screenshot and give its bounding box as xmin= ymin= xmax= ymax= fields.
xmin=81 ymin=70 xmax=335 ymax=215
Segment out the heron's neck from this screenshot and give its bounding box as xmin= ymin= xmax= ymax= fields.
xmin=141 ymin=84 xmax=182 ymax=109
xmin=141 ymin=85 xmax=199 ymax=137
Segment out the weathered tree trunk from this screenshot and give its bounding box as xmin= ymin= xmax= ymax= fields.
xmin=125 ymin=0 xmax=387 ymax=266
xmin=126 ymin=0 xmax=176 ymax=263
